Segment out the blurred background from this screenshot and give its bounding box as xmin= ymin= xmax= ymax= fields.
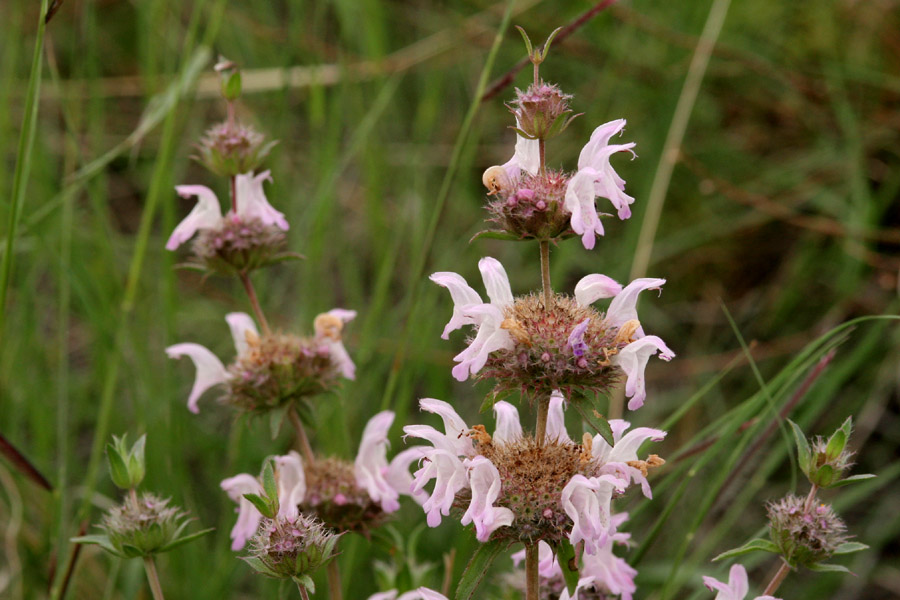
xmin=0 ymin=0 xmax=898 ymax=598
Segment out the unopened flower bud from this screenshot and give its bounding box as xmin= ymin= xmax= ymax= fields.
xmin=102 ymin=494 xmax=190 ymax=558
xmin=767 ymin=495 xmax=847 ymax=568
xmin=194 ymin=121 xmax=278 ymax=178
xmin=509 ymin=82 xmax=578 ymax=141
xmin=215 ymin=56 xmax=242 ymax=101
xmin=106 ymin=434 xmax=146 ymax=490
xmin=244 ymin=513 xmax=340 ymax=581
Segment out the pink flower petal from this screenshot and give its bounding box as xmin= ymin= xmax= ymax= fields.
xmin=167 ymin=185 xmax=223 ymax=250
xmin=165 ymin=343 xmax=228 ymax=413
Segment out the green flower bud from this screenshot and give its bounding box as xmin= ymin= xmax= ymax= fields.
xmin=102 ymin=494 xmax=190 ymax=558
xmin=106 ymin=434 xmax=146 ymax=490
xmin=244 ymin=513 xmax=340 ymax=583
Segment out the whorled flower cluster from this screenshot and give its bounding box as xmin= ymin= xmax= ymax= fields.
xmin=482 ymin=119 xmax=635 ymax=249
xmin=166 ymin=310 xmax=355 ymax=413
xmin=403 ymin=395 xmax=665 ymax=549
xmin=767 ymin=495 xmax=847 ymax=568
xmin=431 ymin=257 xmax=673 ymax=409
xmin=244 ymin=512 xmax=339 ymax=581
xmin=221 ymin=411 xmax=424 ymax=549
xmin=101 ymin=494 xmax=190 ymax=558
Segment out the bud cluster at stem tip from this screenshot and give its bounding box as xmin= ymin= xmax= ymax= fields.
xmin=106 ymin=433 xmax=146 ymax=490
xmin=789 ymin=417 xmax=874 ymax=489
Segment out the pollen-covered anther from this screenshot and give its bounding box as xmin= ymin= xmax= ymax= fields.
xmin=614 ymin=319 xmax=641 ymax=345
xmin=314 ymin=313 xmax=343 ymax=341
xmin=501 ymin=318 xmax=531 ymax=346
xmin=626 ymin=454 xmax=665 ymax=478
xmin=482 ymin=166 xmax=510 ymax=195
xmin=579 ymin=432 xmax=593 ymax=463
xmin=468 ymin=425 xmax=492 ymax=446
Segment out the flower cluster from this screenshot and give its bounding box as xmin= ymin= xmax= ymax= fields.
xmin=404 ymin=395 xmax=665 ymax=547
xmin=101 ymin=494 xmax=190 ymax=558
xmin=243 ymin=512 xmax=340 ymax=581
xmin=431 ymin=257 xmax=673 ymax=408
xmin=166 ymin=310 xmax=355 ymax=413
xmin=767 ymin=495 xmax=847 ymax=568
xmin=222 ymin=412 xmax=423 ymax=549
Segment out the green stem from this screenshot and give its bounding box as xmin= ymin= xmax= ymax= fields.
xmin=535 ymin=394 xmax=550 ymax=447
xmin=327 ymin=560 xmax=343 ymax=600
xmin=143 ymin=557 xmax=166 ymax=600
xmin=239 ymin=273 xmax=271 ymax=335
xmin=525 ymin=544 xmax=539 ymax=600
xmin=288 ymin=406 xmax=315 ymax=463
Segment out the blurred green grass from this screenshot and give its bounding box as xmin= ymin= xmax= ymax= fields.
xmin=1 ymin=0 xmax=899 ymax=599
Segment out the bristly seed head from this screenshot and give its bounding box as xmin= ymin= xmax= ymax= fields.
xmin=485 ymin=169 xmax=572 ymax=241
xmin=767 ymin=495 xmax=848 ymax=568
xmin=245 ymin=512 xmax=339 ymax=580
xmin=224 ymin=333 xmax=341 ymax=413
xmin=102 ymin=494 xmax=189 ymax=558
xmin=300 ymin=457 xmax=386 ymax=534
xmin=478 ymin=294 xmax=628 ymax=401
xmin=194 ymin=120 xmax=277 ymax=177
xmin=191 ymin=216 xmax=288 ymax=276
xmin=509 ymin=81 xmax=576 ymax=141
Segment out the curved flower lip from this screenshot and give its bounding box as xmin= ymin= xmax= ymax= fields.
xmin=561 ymin=473 xmax=628 ymax=554
xmin=702 ymin=564 xmax=781 ymax=600
xmin=167 ymin=185 xmax=223 ymax=250
xmin=501 ymin=120 xmax=541 ymax=181
xmin=220 ymin=474 xmax=263 ymax=551
xmin=460 ymin=456 xmax=514 ymax=541
xmin=613 ymin=335 xmax=675 ymax=411
xmin=274 ymin=451 xmax=306 ymax=519
xmin=355 ymin=410 xmax=409 ymax=513
xmin=234 ymin=170 xmax=289 ymax=231
xmin=366 ymin=589 xmax=449 ymax=600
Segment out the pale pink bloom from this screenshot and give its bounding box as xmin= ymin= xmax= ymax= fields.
xmin=354 ymin=411 xmax=418 ymax=512
xmin=315 ymin=308 xmax=358 ymax=379
xmin=702 ymin=564 xmax=780 ymax=600
xmin=366 ymin=589 xmax=449 ymax=600
xmin=574 ymin=274 xmax=623 ymax=307
xmin=604 ymin=278 xmax=666 ymax=336
xmin=166 ymin=171 xmax=288 ymax=250
xmin=612 ymin=336 xmax=675 ymax=411
xmin=460 ymin=456 xmax=515 ymax=541
xmin=275 ymin=451 xmax=306 ymax=519
xmin=564 ymin=120 xmax=636 ymax=250
xmin=165 ymin=311 xmax=256 ymax=413
xmin=546 ymin=390 xmax=573 ymax=444
xmin=220 ymin=474 xmax=263 ymax=551
xmin=411 ymin=449 xmax=468 ymax=527
xmin=511 ymin=541 xmax=561 ymax=579
xmin=166 ymin=185 xmax=223 ymax=250
xmin=561 ymin=474 xmax=628 ymax=554
xmin=430 ymin=257 xmax=515 ymax=381
xmin=403 ymin=398 xmax=474 ymax=455
xmin=572 ymin=514 xmax=637 ymax=600
xmin=500 ymin=125 xmax=540 ymax=182
xmin=593 ymin=420 xmax=666 ymax=498
xmin=492 ymin=401 xmax=523 ymax=443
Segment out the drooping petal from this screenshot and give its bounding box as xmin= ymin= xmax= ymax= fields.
xmin=580 ymin=541 xmax=638 ymax=600
xmin=414 ymin=398 xmax=472 ymax=455
xmin=612 ymin=336 xmax=675 ymax=411
xmin=501 ymin=127 xmax=540 ymax=180
xmin=167 ymin=185 xmax=223 ymax=250
xmin=574 ymin=274 xmax=623 ymax=307
xmin=593 ymin=420 xmax=667 ymax=464
xmin=701 ymin=563 xmax=766 ymax=600
xmin=562 ymin=474 xmax=627 ymax=554
xmin=429 ymin=272 xmax=483 ymax=339
xmin=165 ymin=343 xmax=229 ymax=413
xmin=327 ymin=308 xmax=357 ymax=323
xmin=235 ymin=171 xmax=289 ymax=230
xmin=451 ymin=304 xmax=513 ymax=381
xmin=478 ymin=257 xmax=514 ymax=307
xmin=605 ymin=278 xmax=666 ymax=334
xmin=220 ymin=474 xmax=263 ymax=551
xmin=354 ymin=411 xmax=401 ymax=512
xmin=326 ymin=339 xmax=356 ymax=380
xmin=385 ymin=446 xmax=429 ymax=505
xmin=274 ymin=451 xmax=306 ymax=519
xmin=546 ymin=390 xmax=573 ymax=444
xmin=492 ymin=401 xmax=522 ymax=444
xmin=412 ymin=449 xmax=468 ymax=527
xmin=577 ymin=120 xmax=628 ymax=171
xmin=225 ymin=312 xmax=258 ymax=357
xmin=366 ymin=592 xmax=398 ymax=600
xmin=564 ymin=168 xmax=605 ymax=250
xmin=460 ymin=456 xmax=515 ymax=541
xmin=576 ymin=120 xmax=637 ymax=219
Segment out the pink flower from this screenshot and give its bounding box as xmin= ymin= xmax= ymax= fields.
xmin=613 ymin=336 xmax=675 ymax=411
xmin=219 ymin=474 xmax=263 ymax=551
xmin=460 ymin=456 xmax=515 ymax=541
xmin=165 ymin=312 xmax=257 ymax=412
xmin=500 ymin=125 xmax=541 ymax=182
xmin=572 ymin=513 xmax=637 ymax=600
xmin=561 ymin=473 xmax=627 ymax=554
xmin=593 ymin=420 xmax=667 ymax=498
xmin=354 ymin=411 xmax=427 ymax=512
xmin=430 ymin=258 xmax=515 ymax=381
xmin=702 ymin=564 xmax=781 ymax=600
xmin=166 ymin=171 xmax=288 ymax=250
xmin=314 ymin=308 xmax=357 ymax=379
xmin=564 ymin=120 xmax=636 ymax=250
xmin=274 ymin=451 xmax=306 ymax=519
xmin=367 ymin=589 xmax=448 ymax=600
xmin=511 ymin=541 xmax=561 ymax=579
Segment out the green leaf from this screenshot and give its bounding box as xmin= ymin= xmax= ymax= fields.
xmin=712 ymin=538 xmax=780 ymax=561
xmin=269 ymin=405 xmax=289 ymax=440
xmin=825 ymin=428 xmax=846 ymax=461
xmin=808 ymin=563 xmax=852 ymax=574
xmin=106 ymin=442 xmax=131 ymax=489
xmin=830 ymin=473 xmax=876 ymax=487
xmin=555 ymin=540 xmax=580 ymax=596
xmin=833 ymin=542 xmax=869 ymax=555
xmin=814 ymin=464 xmax=835 ymax=487
xmin=242 ymin=556 xmax=279 ymax=577
xmin=515 ymin=25 xmax=533 ymax=58
xmin=468 ymin=230 xmax=527 ymax=243
xmin=157 ymin=528 xmax=215 ymax=553
xmin=838 ymin=415 xmax=853 ymax=438
xmin=538 ymin=26 xmax=564 ymax=61
xmin=787 ymin=419 xmax=811 ymax=474
xmin=223 ymin=71 xmax=242 ymax=100
xmin=129 ymin=434 xmax=146 ymax=486
xmin=293 ymin=575 xmax=315 ymax=593
xmin=568 ymin=393 xmax=614 ymax=446
xmin=261 ymin=460 xmax=278 ymax=507
xmin=454 ymin=539 xmax=507 ymax=600
xmin=243 ymin=493 xmax=275 ymax=519
xmin=71 ymin=534 xmax=121 ymax=556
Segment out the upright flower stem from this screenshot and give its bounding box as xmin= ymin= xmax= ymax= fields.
xmin=287 ymin=406 xmax=316 ymax=464
xmin=535 ymin=394 xmax=550 ymax=447
xmin=762 ymin=559 xmax=791 ymax=596
xmin=143 ymin=557 xmax=166 ymax=600
xmin=538 ymin=140 xmax=546 ymax=175
xmin=297 ymin=583 xmax=311 ymax=600
xmin=326 ymin=561 xmax=343 ymax=600
xmin=230 ymin=174 xmax=238 ymax=213
xmin=239 ymin=273 xmax=271 ymax=335
xmin=525 ymin=544 xmax=540 ymax=600
xmin=539 ymin=240 xmax=552 ymax=308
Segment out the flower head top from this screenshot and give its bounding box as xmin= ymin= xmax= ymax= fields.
xmin=222 ymin=412 xmax=424 ymax=549
xmin=431 ymin=257 xmax=674 ymax=409
xmin=403 ymin=393 xmax=665 ymax=549
xmin=166 ymin=309 xmax=356 ymax=413
xmin=702 ymin=564 xmax=780 ymax=600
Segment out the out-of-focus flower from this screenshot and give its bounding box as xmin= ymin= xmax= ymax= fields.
xmin=404 ymin=394 xmax=665 ymax=547
xmin=767 ymin=495 xmax=848 ymax=568
xmin=222 ymin=413 xmax=425 ymax=548
xmin=99 ymin=494 xmax=190 ymax=558
xmin=194 ymin=118 xmax=277 ymax=177
xmin=431 ymin=257 xmax=673 ymax=408
xmin=366 ymin=589 xmax=448 ymax=600
xmin=166 ymin=310 xmax=355 ymax=413
xmin=243 ymin=512 xmax=339 ymax=583
xmin=702 ymin=564 xmax=780 ymax=600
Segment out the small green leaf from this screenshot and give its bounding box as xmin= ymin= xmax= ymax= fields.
xmin=468 ymin=230 xmax=527 ymax=243
xmin=243 ymin=493 xmax=275 ymax=519
xmin=515 ymin=26 xmax=533 ymax=58
xmin=242 ymin=556 xmax=279 ymax=577
xmin=454 ymin=539 xmax=507 ymax=600
xmin=106 ymin=442 xmax=132 ymax=490
xmin=71 ymin=534 xmax=121 ymax=556
xmin=261 ymin=460 xmax=278 ymax=507
xmin=223 ymin=71 xmax=242 ymax=100
xmin=830 ymin=473 xmax=876 ymax=487
xmin=568 ymin=393 xmax=614 ymax=446
xmin=555 ymin=540 xmax=580 ymax=596
xmin=808 ymin=563 xmax=852 ymax=574
xmin=294 ymin=574 xmax=316 ymax=593
xmin=129 ymin=434 xmax=146 ymax=486
xmin=269 ymin=405 xmax=289 ymax=440
xmin=157 ymin=528 xmax=215 ymax=553
xmin=712 ymin=538 xmax=780 ymax=561
xmin=833 ymin=542 xmax=869 ymax=555
xmin=787 ymin=419 xmax=811 ymax=474
xmin=814 ymin=464 xmax=835 ymax=487
xmin=825 ymin=429 xmax=846 ymax=461
xmin=538 ymin=26 xmax=564 ymax=61
xmin=838 ymin=415 xmax=853 ymax=438
xmin=508 ymin=126 xmax=538 ymax=140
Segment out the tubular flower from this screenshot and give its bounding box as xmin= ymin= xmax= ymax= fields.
xmin=367 ymin=589 xmax=449 ymax=600
xmin=221 ymin=413 xmax=424 ymax=548
xmin=403 ymin=393 xmax=665 ymax=546
xmin=431 ymin=258 xmax=674 ymax=408
xmin=481 ymin=120 xmax=634 ymax=248
xmin=702 ymin=564 xmax=780 ymax=600
xmin=165 ymin=309 xmax=356 ymax=413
